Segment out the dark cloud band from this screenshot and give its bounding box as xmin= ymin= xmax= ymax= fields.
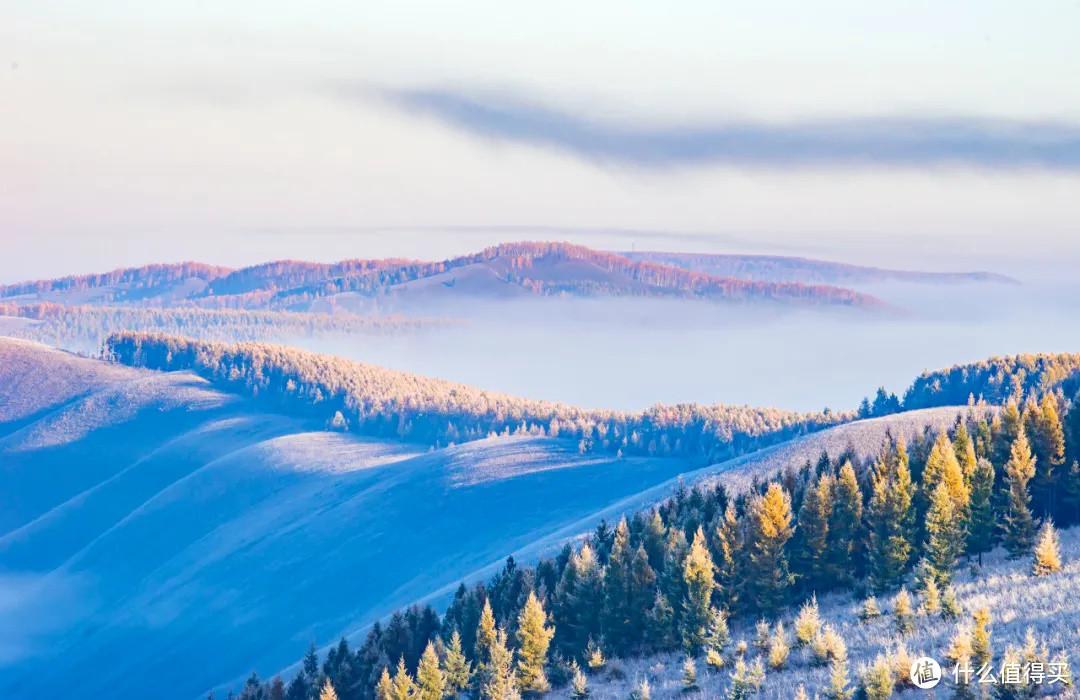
xmin=375 ymin=88 xmax=1080 ymax=169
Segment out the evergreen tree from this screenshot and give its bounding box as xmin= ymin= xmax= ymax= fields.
xmin=642 ymin=510 xmax=667 ymax=572
xmin=971 ymin=608 xmax=992 ymax=668
xmin=794 ymin=473 xmax=832 ymax=593
xmin=1029 ymin=394 xmax=1066 ymax=518
xmin=1061 ymin=461 xmax=1080 ymax=527
xmin=318 ymin=680 xmax=338 ymax=700
xmin=893 ymin=588 xmax=914 ymax=636
xmin=726 ymin=657 xmax=765 ymax=700
xmin=480 ymin=630 xmax=519 ymax=700
xmin=867 ymin=438 xmax=916 ymax=591
xmin=601 ymin=518 xmax=633 ymax=654
xmin=627 ymin=545 xmax=657 ymax=647
xmin=967 ymin=457 xmax=996 ymax=564
xmin=239 ymin=672 xmax=267 ymax=700
xmin=646 ymin=591 xmax=676 ymax=651
xmin=744 ymin=483 xmax=794 ymax=614
xmin=442 ymin=630 xmax=472 ymax=697
xmin=285 ymin=675 xmax=308 ymax=700
xmin=680 ymin=527 xmax=715 ymax=651
xmin=1032 ymin=520 xmax=1062 ymax=576
xmin=474 ymin=600 xmax=498 ymax=691
xmin=824 ymin=637 xmax=852 ymax=700
xmin=924 ymin=482 xmax=965 ymax=586
xmin=374 ymin=668 xmax=392 ymax=700
xmin=714 ymin=503 xmax=742 ymax=613
xmin=269 ymin=677 xmax=285 ymax=700
xmin=954 ymin=421 xmax=978 ymax=483
xmin=515 ymin=591 xmax=554 ymax=695
xmin=390 ymin=658 xmax=416 ymax=700
xmin=415 ymin=643 xmax=445 ymax=700
xmin=657 ymin=528 xmax=688 ymax=628
xmin=302 ymin=642 xmax=320 ymax=699
xmin=921 ymin=428 xmax=970 ymax=528
xmin=826 ymin=462 xmax=862 ymax=586
xmin=1002 ymin=428 xmax=1038 ymax=557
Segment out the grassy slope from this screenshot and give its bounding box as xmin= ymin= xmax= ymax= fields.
xmin=565 ymin=529 xmax=1080 ymax=698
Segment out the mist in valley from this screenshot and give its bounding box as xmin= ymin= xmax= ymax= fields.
xmin=286 ymin=276 xmax=1080 ymax=414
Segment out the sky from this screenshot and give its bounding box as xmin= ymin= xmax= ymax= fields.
xmin=2 ymin=1 xmax=1080 ymax=283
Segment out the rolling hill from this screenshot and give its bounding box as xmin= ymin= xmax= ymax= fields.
xmin=0 ymin=338 xmax=979 ymax=699
xmin=0 ymin=243 xmax=887 ymax=314
xmin=619 ymin=251 xmax=1019 ymax=287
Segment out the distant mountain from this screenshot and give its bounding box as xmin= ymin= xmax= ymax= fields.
xmin=0 ymin=242 xmax=887 ymax=312
xmin=619 ymin=250 xmax=1019 ymax=286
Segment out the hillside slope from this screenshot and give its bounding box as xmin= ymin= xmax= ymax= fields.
xmin=619 ymin=251 xmax=1018 ymax=287
xmin=0 ymin=340 xmax=694 ymax=699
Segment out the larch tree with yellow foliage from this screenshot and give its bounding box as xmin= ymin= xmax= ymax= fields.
xmin=744 ymin=483 xmax=795 ymax=614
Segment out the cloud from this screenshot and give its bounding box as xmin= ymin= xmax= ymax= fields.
xmin=367 ymin=87 xmax=1080 ymax=169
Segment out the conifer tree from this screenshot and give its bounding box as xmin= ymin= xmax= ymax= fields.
xmin=416 ymin=643 xmax=445 ymax=700
xmin=627 ymin=545 xmax=657 ymax=646
xmin=921 ymin=428 xmax=970 ymax=526
xmin=893 ymin=588 xmax=914 ymax=636
xmin=824 ymin=636 xmax=852 ymax=700
xmin=303 ymin=641 xmax=320 ymax=695
xmin=744 ymin=483 xmax=794 ymax=614
xmin=390 ymin=658 xmax=416 ymax=700
xmin=867 ymin=439 xmax=916 ymax=591
xmin=642 ymin=510 xmax=667 ymax=571
xmin=646 ymin=591 xmax=676 ymax=651
xmin=1061 ymin=461 xmax=1080 ymax=527
xmin=680 ymin=527 xmax=715 ymax=651
xmin=515 ymin=591 xmax=554 ymax=694
xmin=601 ymin=519 xmax=633 ymax=653
xmin=480 ymin=630 xmax=519 ymax=700
xmin=1002 ymin=428 xmax=1038 ymax=557
xmin=442 ymin=630 xmax=472 ymax=697
xmin=682 ymin=656 xmax=698 ymax=691
xmin=827 ymin=462 xmax=862 ymax=586
xmin=1029 ymin=394 xmax=1066 ymax=518
xmin=374 ymin=668 xmax=392 ymax=700
xmin=924 ymin=482 xmax=965 ymax=586
xmin=318 ymin=680 xmax=338 ymax=700
xmin=795 ymin=473 xmax=832 ymax=593
xmin=726 ymin=657 xmax=764 ymax=700
xmin=954 ymin=421 xmax=978 ymax=483
xmin=705 ymin=607 xmax=730 ymax=654
xmin=714 ymin=503 xmax=742 ymax=613
xmin=971 ymin=608 xmax=992 ymax=668
xmin=474 ymin=599 xmax=498 ymax=691
xmin=967 ymin=457 xmax=996 ymax=564
xmin=286 ymin=675 xmax=308 ymax=700
xmin=1032 ymin=520 xmax=1062 ymax=576
xmin=658 ymin=528 xmax=688 ymax=627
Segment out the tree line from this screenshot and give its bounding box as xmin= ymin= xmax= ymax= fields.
xmin=104 ymin=332 xmax=848 ymax=464
xmin=0 ymin=302 xmax=442 ymax=348
xmin=221 ymin=390 xmax=1080 ymax=699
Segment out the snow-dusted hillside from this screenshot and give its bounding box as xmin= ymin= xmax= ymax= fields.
xmin=0 ymin=339 xmax=973 ymax=699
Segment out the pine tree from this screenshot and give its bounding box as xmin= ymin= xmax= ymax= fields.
xmin=680 ymin=526 xmax=715 ymax=651
xmin=569 ymin=663 xmax=588 ymax=699
xmin=954 ymin=421 xmax=978 ymax=483
xmin=390 ymin=658 xmax=416 ymax=700
xmin=1032 ymin=520 xmax=1062 ymax=576
xmin=827 ymin=462 xmax=862 ymax=586
xmin=374 ymin=668 xmax=392 ymax=700
xmin=726 ymin=657 xmax=764 ymax=700
xmin=642 ymin=510 xmax=667 ymax=571
xmin=480 ymin=630 xmax=519 ymax=700
xmin=767 ymin=622 xmax=790 ymax=670
xmin=303 ymin=641 xmax=320 ymax=697
xmin=286 ymin=675 xmax=309 ymax=700
xmin=515 ymin=591 xmax=554 ymax=694
xmin=867 ymin=438 xmax=916 ymax=591
xmin=682 ymin=656 xmax=698 ymax=691
xmin=416 ymin=643 xmax=445 ymax=700
xmin=318 ymin=680 xmax=338 ymax=700
xmin=714 ymin=503 xmax=742 ymax=613
xmin=744 ymin=483 xmax=794 ymax=614
xmin=601 ymin=518 xmax=633 ymax=654
xmin=893 ymin=588 xmax=914 ymax=636
xmin=627 ymin=545 xmax=657 ymax=646
xmin=921 ymin=428 xmax=970 ymax=527
xmin=442 ymin=630 xmax=472 ymax=697
xmin=795 ymin=472 xmax=832 ymax=593
xmin=269 ymin=677 xmax=285 ymax=700
xmin=1029 ymin=394 xmax=1066 ymax=518
xmin=924 ymin=482 xmax=965 ymax=586
xmin=794 ymin=596 xmax=822 ymax=647
xmin=1061 ymin=461 xmax=1080 ymax=527
xmin=967 ymin=457 xmax=996 ymax=564
xmin=1002 ymin=428 xmax=1038 ymax=557
xmin=971 ymin=608 xmax=992 ymax=668
xmin=474 ymin=599 xmax=498 ymax=691
xmin=646 ymin=591 xmax=676 ymax=651
xmin=824 ymin=637 xmax=852 ymax=700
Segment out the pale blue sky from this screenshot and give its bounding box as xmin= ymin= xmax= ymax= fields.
xmin=2 ymin=1 xmax=1079 ymax=281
